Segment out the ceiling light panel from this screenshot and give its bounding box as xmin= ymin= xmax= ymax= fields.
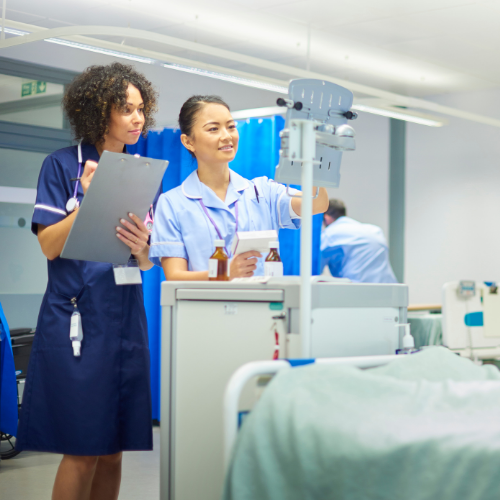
xmin=352 ymin=104 xmax=444 ymax=127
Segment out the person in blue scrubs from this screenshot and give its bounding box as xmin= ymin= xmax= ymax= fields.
xmin=16 ymin=63 xmax=159 ymax=500
xmin=321 ymin=199 xmax=397 ymax=283
xmin=149 ymin=95 xmax=329 ymax=279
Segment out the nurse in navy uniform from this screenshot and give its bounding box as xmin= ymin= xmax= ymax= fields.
xmin=16 ymin=63 xmax=159 ymax=500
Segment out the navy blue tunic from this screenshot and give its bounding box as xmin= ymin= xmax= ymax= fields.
xmin=16 ymin=143 xmax=154 ymax=455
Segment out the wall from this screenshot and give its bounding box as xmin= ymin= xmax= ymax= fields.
xmin=0 ymin=148 xmax=48 ymax=329
xmin=326 ymin=111 xmax=390 ymax=237
xmin=406 ymin=88 xmax=500 ymax=304
xmin=0 ymin=43 xmax=280 ymax=128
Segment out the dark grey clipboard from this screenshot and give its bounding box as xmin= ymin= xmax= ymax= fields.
xmin=61 ymin=151 xmax=168 ymax=264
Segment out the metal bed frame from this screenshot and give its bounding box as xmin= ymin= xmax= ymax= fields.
xmin=223 ymin=354 xmax=399 ymax=470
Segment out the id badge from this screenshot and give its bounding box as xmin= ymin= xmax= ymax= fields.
xmin=113 ymin=259 xmax=142 ymax=285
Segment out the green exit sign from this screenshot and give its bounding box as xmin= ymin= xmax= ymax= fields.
xmin=21 ymin=81 xmax=47 ymax=97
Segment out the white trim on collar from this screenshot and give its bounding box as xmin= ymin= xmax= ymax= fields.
xmin=181 ymin=182 xmax=201 ymax=199
xmin=181 ymin=171 xmax=202 ymax=199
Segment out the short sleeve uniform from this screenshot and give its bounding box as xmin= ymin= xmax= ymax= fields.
xmin=320 ymin=216 xmax=398 ymax=283
xmin=16 ymin=143 xmax=157 ymax=455
xmin=149 ymin=169 xmax=300 ymax=275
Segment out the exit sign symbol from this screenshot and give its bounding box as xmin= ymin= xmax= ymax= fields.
xmin=21 ymin=81 xmax=47 ymax=97
xmin=36 ymin=81 xmax=47 ymax=94
xmin=21 ymin=82 xmax=32 ymax=97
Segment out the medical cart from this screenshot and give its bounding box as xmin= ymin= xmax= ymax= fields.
xmin=159 ymin=278 xmax=408 ymax=500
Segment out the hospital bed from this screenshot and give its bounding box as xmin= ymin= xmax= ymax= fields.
xmin=222 ymin=348 xmax=500 ymax=500
xmin=223 ymin=354 xmax=398 ymax=469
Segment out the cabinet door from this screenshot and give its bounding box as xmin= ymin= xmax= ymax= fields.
xmin=173 ymin=300 xmax=285 ymax=500
xmin=311 ymin=307 xmax=401 ymax=357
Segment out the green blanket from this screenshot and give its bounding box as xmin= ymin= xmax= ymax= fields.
xmin=223 ymin=348 xmax=500 ymax=500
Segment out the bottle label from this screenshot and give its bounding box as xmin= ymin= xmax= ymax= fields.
xmin=264 ymin=262 xmax=283 ymax=277
xmin=208 ymin=259 xmax=218 ymax=278
xmin=69 ymin=310 xmax=83 ymax=342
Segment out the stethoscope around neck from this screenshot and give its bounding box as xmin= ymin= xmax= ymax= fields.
xmin=66 ymin=142 xmax=83 ymax=213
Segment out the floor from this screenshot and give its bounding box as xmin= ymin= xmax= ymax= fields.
xmin=0 ymin=427 xmax=160 ymax=499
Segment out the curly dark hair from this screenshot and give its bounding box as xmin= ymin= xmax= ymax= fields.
xmin=62 ymin=62 xmax=158 ymax=144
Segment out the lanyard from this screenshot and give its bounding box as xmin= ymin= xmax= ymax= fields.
xmin=198 ymin=199 xmax=239 ymax=257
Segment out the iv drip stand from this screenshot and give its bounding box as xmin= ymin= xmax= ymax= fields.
xmin=298 ymin=120 xmax=316 ymax=358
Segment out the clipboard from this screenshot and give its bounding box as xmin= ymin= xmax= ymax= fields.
xmin=61 ymin=151 xmax=168 ymax=264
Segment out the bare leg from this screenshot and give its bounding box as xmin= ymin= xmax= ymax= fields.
xmin=89 ymin=452 xmax=123 ymax=500
xmin=52 ymin=455 xmax=98 ymax=500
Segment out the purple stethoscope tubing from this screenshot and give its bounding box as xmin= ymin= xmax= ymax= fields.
xmin=198 ymin=199 xmax=239 ymax=257
xmin=66 ymin=142 xmax=83 ymax=213
xmin=73 ymin=142 xmax=83 ymax=197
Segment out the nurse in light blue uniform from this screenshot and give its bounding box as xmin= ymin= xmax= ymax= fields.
xmin=321 ymin=199 xmax=397 ymax=283
xmin=150 ymin=95 xmax=329 ymax=279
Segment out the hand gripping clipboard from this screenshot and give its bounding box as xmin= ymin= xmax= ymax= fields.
xmin=61 ymin=151 xmax=168 ymax=264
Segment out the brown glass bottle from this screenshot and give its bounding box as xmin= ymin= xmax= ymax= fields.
xmin=264 ymin=242 xmax=283 ymax=277
xmin=208 ymin=240 xmax=229 ymax=281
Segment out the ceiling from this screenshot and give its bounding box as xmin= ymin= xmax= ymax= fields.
xmin=6 ymin=0 xmax=500 ymax=98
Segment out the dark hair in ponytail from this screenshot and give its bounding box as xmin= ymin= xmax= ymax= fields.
xmin=178 ymin=95 xmax=230 ymax=137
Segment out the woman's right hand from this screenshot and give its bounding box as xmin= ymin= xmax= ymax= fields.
xmin=80 ymin=160 xmax=98 ymax=195
xmin=230 ymin=251 xmax=262 ymax=279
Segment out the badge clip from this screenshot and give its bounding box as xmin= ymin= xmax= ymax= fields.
xmin=113 ymin=259 xmax=142 ymax=285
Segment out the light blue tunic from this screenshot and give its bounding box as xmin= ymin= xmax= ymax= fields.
xmin=320 ymin=216 xmax=397 ymax=283
xmin=149 ymin=169 xmax=301 ymax=275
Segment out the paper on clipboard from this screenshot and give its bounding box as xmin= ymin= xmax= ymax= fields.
xmin=61 ymin=151 xmax=168 ymax=264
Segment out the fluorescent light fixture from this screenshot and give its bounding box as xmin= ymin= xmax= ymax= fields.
xmin=161 ymin=63 xmax=287 ymax=93
xmin=232 ymin=106 xmax=285 ymax=120
xmin=2 ymin=27 xmax=29 ymax=36
xmin=232 ymin=104 xmax=444 ymax=127
xmin=0 ymin=27 xmax=444 ymax=126
xmin=1 ymin=26 xmax=287 ymax=93
xmin=45 ymin=37 xmax=156 ymax=64
xmin=351 ymin=104 xmax=445 ymax=127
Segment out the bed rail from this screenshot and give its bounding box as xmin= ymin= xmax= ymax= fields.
xmin=223 ymin=354 xmax=398 ymax=469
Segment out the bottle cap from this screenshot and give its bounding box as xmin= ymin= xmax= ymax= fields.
xmin=269 ymin=241 xmax=279 ymax=249
xmin=402 ymin=324 xmax=415 ymax=349
xmin=72 ymin=341 xmax=81 ymax=357
xmin=214 ymin=239 xmax=225 ymax=247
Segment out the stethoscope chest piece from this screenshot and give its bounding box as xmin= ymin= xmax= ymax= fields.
xmin=66 ymin=197 xmax=79 ymax=213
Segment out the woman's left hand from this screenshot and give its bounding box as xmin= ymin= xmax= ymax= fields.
xmin=116 ymin=212 xmax=149 ymax=256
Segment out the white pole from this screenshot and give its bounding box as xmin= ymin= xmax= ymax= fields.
xmin=1 ymin=0 xmax=6 ymax=41
xmin=300 ymin=120 xmax=315 ymax=357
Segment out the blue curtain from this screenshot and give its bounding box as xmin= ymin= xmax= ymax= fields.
xmin=129 ymin=130 xmax=196 ymax=421
xmin=128 ymin=117 xmax=322 ymax=421
xmin=0 ymin=303 xmax=18 ymax=436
